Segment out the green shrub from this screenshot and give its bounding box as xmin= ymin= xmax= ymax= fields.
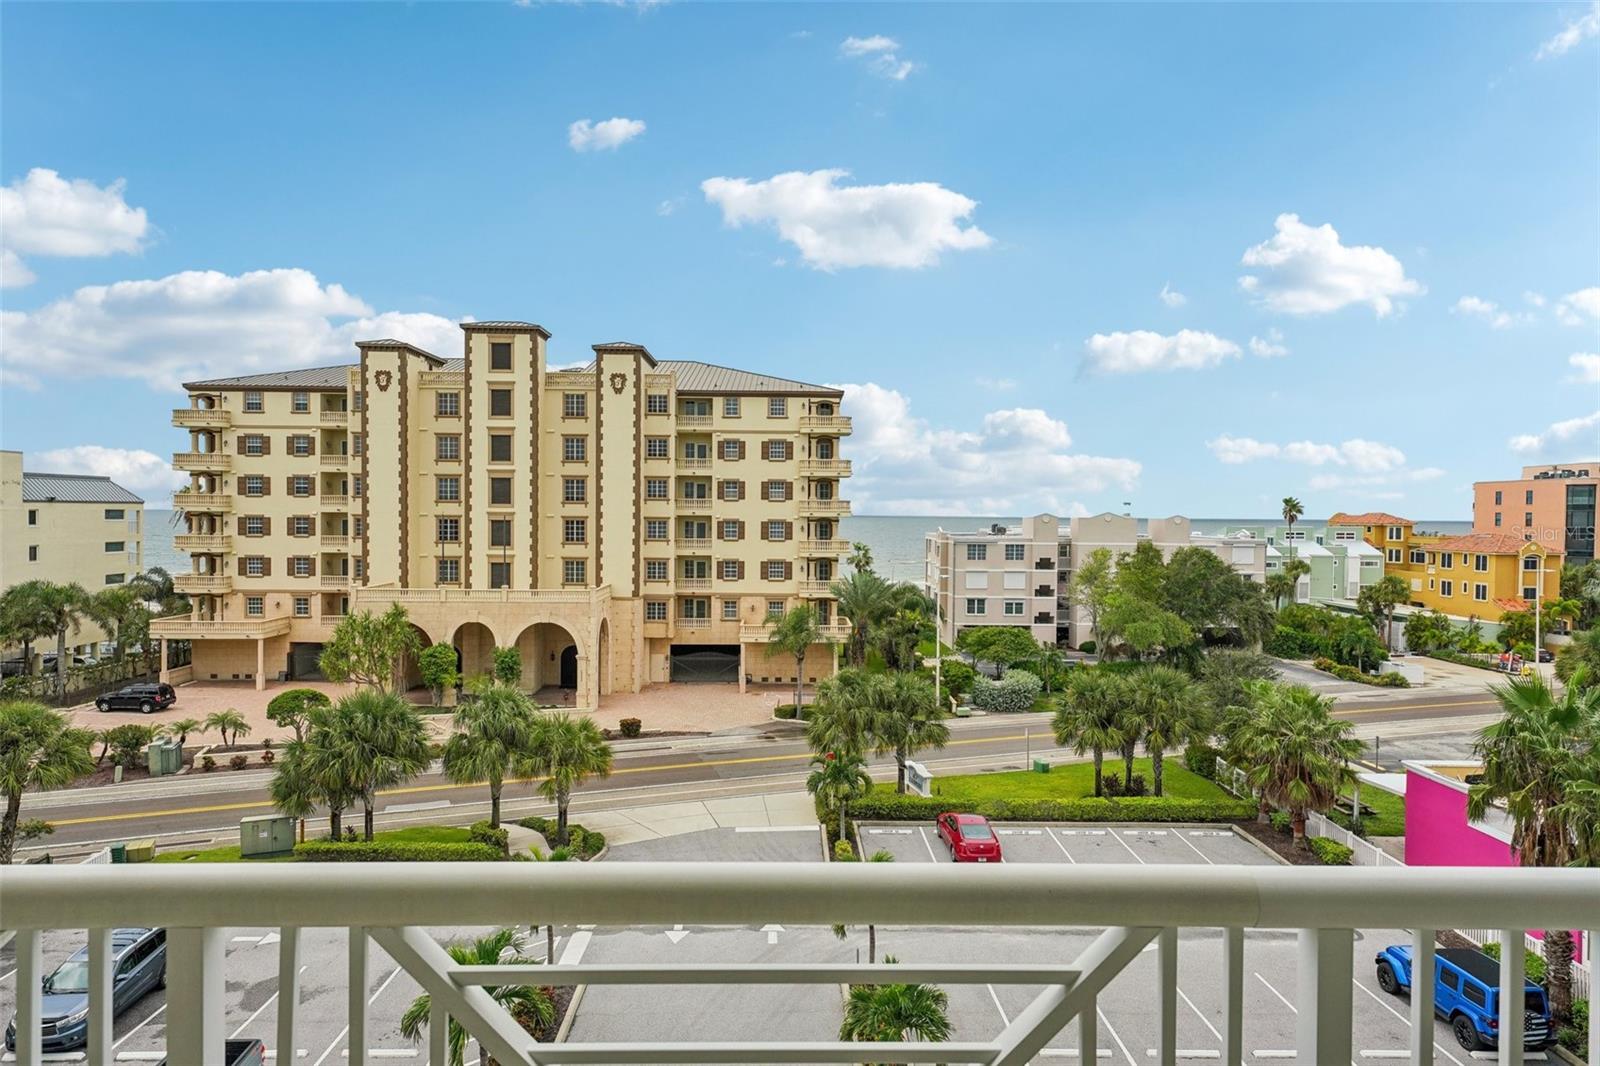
xmin=1265 ymin=626 xmax=1328 ymax=660
xmin=1427 ymin=650 xmax=1502 ymax=672
xmin=1077 ymin=640 xmax=1096 ymax=655
xmin=1183 ymin=743 xmax=1220 ymax=781
xmin=1308 ymin=837 xmax=1352 ymax=865
xmin=101 ymin=723 xmax=157 ymax=768
xmin=619 ymin=717 xmax=642 ymax=738
xmin=200 ymin=754 xmax=217 ymax=772
xmin=1480 ymin=940 xmax=1547 ymax=984
xmin=833 ymin=839 xmax=857 ymax=862
xmin=491 ymin=646 xmax=522 ymax=685
xmin=228 ymin=753 xmax=249 ymax=771
xmin=845 ymin=792 xmax=1255 ymax=824
xmin=972 ymin=669 xmax=1042 ymax=713
xmin=1270 ymin=811 xmax=1292 ymax=833
xmin=1312 ymin=658 xmax=1409 ymax=688
xmin=517 ymin=816 xmax=604 ymax=858
xmin=773 ymin=704 xmax=797 ymax=720
xmin=1558 ymin=998 xmax=1589 ymax=1053
xmin=1103 ymin=772 xmax=1147 ymax=797
xmin=938 ymin=659 xmax=977 ymax=696
xmin=468 ymin=820 xmax=509 ymax=853
xmin=294 ymin=840 xmax=504 ymax=862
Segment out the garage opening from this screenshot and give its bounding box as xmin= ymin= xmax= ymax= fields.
xmin=287 ymin=642 xmax=325 ymax=681
xmin=670 ymin=644 xmax=739 ymax=683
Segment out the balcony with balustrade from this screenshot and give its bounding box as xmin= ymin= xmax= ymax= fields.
xmin=149 ymin=613 xmax=292 ymax=641
xmin=798 ymin=498 xmax=851 ymax=518
xmin=175 ymin=491 xmax=231 ymax=513
xmin=171 ymin=407 xmax=231 ymax=429
xmin=800 ymin=538 xmax=850 ymax=555
xmin=677 ymin=538 xmax=712 ymax=553
xmin=172 ymin=572 xmax=232 ymax=595
xmin=321 ymin=453 xmax=350 ymax=468
xmin=676 ymin=497 xmax=711 ymax=513
xmin=173 ymin=451 xmax=231 ymax=473
xmin=173 ymin=532 xmax=232 ymax=554
xmin=799 ymin=414 xmax=852 ymax=435
xmin=321 ymin=493 xmax=351 ymax=509
xmin=798 ymin=458 xmax=852 ymax=477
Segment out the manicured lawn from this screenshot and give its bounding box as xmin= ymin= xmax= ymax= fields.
xmin=1327 ymin=787 xmax=1405 ymax=837
xmin=877 ymin=757 xmax=1234 ymax=804
xmin=152 ymin=824 xmax=471 ymax=863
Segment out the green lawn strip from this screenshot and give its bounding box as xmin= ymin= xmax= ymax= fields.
xmin=152 ymin=824 xmax=472 ymax=862
xmin=1326 ymin=787 xmax=1405 ymax=837
xmin=876 ymin=757 xmax=1233 ymax=804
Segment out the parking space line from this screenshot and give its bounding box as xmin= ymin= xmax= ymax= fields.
xmin=986 ymin=983 xmax=1011 ymax=1025
xmin=1172 ymin=831 xmax=1215 ymax=865
xmin=1253 ymin=970 xmax=1296 ymax=1013
xmin=1097 ymin=1006 xmax=1139 ymax=1066
xmin=1048 ymin=827 xmax=1078 ymax=863
xmin=1349 ymin=977 xmax=1465 ymax=1066
xmin=111 ymin=1002 xmax=166 ymax=1050
xmin=310 ymin=963 xmax=406 ymax=1066
xmin=1176 ymin=987 xmax=1223 ymax=1042
xmin=230 ymin=964 xmax=309 ymax=1039
xmin=1141 ymin=1052 xmax=1219 ymax=1060
xmin=918 ymin=826 xmax=939 ymax=861
xmin=1109 ymin=830 xmax=1147 ymax=865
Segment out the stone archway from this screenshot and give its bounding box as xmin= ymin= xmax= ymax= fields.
xmin=514 ymin=621 xmax=580 ymax=696
xmin=452 ymin=621 xmax=496 ymax=684
xmin=399 ymin=623 xmax=435 ymax=692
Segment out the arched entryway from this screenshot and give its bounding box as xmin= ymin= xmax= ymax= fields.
xmin=597 ymin=619 xmax=611 ymax=697
xmin=452 ymin=621 xmax=496 ymax=683
xmin=399 ymin=623 xmax=434 ymax=691
xmin=513 ymin=621 xmax=580 ymax=696
xmin=559 ymin=645 xmax=578 ymax=688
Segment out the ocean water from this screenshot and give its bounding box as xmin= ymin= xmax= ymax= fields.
xmin=141 ymin=509 xmax=1473 ymax=585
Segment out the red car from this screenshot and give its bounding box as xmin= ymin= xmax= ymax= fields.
xmin=935 ymin=812 xmax=1002 ymax=863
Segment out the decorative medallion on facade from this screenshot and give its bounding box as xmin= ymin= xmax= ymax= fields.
xmin=375 ymin=370 xmax=393 ymax=392
xmin=610 ymin=372 xmax=626 ymax=395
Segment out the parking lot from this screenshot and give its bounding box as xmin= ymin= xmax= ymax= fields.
xmin=2 ymin=822 xmax=1529 ymax=1064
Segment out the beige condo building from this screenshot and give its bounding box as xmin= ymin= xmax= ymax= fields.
xmin=153 ymin=321 xmax=851 ymax=705
xmin=0 ymin=450 xmax=146 ymax=660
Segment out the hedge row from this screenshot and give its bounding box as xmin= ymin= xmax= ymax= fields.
xmin=517 ymin=816 xmax=606 ymax=858
xmin=848 ymin=792 xmax=1256 ymax=823
xmin=1311 ymin=657 xmax=1409 ymax=687
xmin=294 ymin=840 xmax=505 ymax=862
xmin=1308 ymin=837 xmax=1353 ymax=866
xmin=1426 ymin=650 xmax=1504 ymax=673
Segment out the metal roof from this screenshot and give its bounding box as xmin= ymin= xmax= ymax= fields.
xmin=183 ymin=365 xmax=356 ymax=390
xmin=659 ymin=360 xmax=841 ymax=396
xmin=462 ymin=321 xmax=551 ymax=337
xmin=22 ymin=472 xmax=144 ymax=504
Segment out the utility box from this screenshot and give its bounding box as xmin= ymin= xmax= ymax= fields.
xmin=146 ymin=739 xmax=183 ymax=777
xmin=125 ymin=838 xmax=156 ymax=863
xmin=1032 ymin=760 xmax=1050 ymax=774
xmin=240 ymin=814 xmax=296 ymax=858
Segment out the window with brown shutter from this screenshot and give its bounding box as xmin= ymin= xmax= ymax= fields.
xmin=261 ymin=478 xmax=271 ymax=495
xmin=306 ymin=436 xmax=316 ymax=456
xmin=737 ymin=561 xmax=746 ymax=580
xmin=784 ymin=480 xmax=793 ymax=500
xmin=784 ymin=561 xmax=793 ymax=581
xmin=262 ymin=517 xmax=272 ymax=536
xmin=235 ymin=435 xmax=246 ymax=453
xmin=785 ymin=441 xmax=794 ymax=460
xmin=262 ymin=557 xmax=273 ymax=577
xmin=737 ymin=440 xmax=747 ymax=460
xmin=759 ymin=482 xmax=769 ymax=502
xmin=309 ymin=556 xmax=318 ymax=577
xmin=261 ymin=435 xmax=271 ymax=455
xmin=760 ymin=523 xmax=768 ymax=540
xmin=783 ymin=520 xmax=793 ymax=540
xmin=737 ymin=519 xmax=746 ymax=539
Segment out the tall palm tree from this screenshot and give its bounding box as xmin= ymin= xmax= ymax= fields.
xmin=0 ymin=582 xmax=57 ymax=676
xmin=840 ymin=980 xmax=952 ymax=1044
xmin=1053 ymin=669 xmax=1129 ymax=797
xmin=768 ymin=604 xmax=826 ymax=712
xmin=0 ymin=701 xmax=96 ymax=863
xmin=1281 ymin=498 xmax=1304 ymax=602
xmin=203 ymin=709 xmax=251 ymax=747
xmin=443 ymin=682 xmax=536 ymax=828
xmin=831 ymin=849 xmax=896 ymax=963
xmin=870 ymin=672 xmax=947 ymax=794
xmin=1232 ymin=681 xmax=1361 ymax=847
xmin=522 ymin=711 xmax=614 ymax=845
xmin=805 ymin=668 xmax=880 ymax=759
xmin=1264 ymin=572 xmax=1296 ymax=611
xmin=1125 ymin=665 xmax=1200 ymax=797
xmin=1468 ymin=673 xmax=1600 ymax=1023
xmin=830 ymin=570 xmax=891 ymax=668
xmin=314 ymin=690 xmax=431 ymax=840
xmin=399 ymin=928 xmax=554 ymax=1066
xmin=806 ymin=751 xmax=873 ymax=842
xmin=88 ymin=586 xmax=150 ymax=664
xmin=37 ymin=583 xmax=91 ymax=694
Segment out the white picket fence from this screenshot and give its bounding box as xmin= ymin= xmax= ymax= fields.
xmin=1216 ymin=760 xmax=1594 ymax=1004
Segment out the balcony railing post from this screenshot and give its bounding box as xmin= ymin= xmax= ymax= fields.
xmin=1295 ymin=928 xmax=1353 ymax=1065
xmin=1079 ymin=991 xmax=1097 ymax=1062
xmin=278 ymin=926 xmax=303 ymax=1065
xmin=166 ymin=927 xmax=227 ymax=1065
xmin=89 ymin=927 xmax=114 ymax=1065
xmin=1409 ymin=928 xmax=1435 ymax=1066
xmin=14 ymin=928 xmax=42 ymax=1066
xmin=1222 ymin=926 xmax=1244 ymax=1066
xmin=1497 ymin=928 xmax=1524 ymax=1066
xmin=350 ymin=927 xmax=370 ymax=1066
xmin=1157 ymin=926 xmax=1178 ymax=1066
xmin=429 ymin=997 xmax=449 ymax=1066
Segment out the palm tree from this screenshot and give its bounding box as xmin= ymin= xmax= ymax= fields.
xmin=1468 ymin=673 xmax=1600 ymax=1023
xmin=841 ymin=980 xmax=952 ymax=1044
xmin=158 ymin=717 xmax=202 ymax=747
xmin=87 ymin=586 xmax=150 ymax=663
xmin=831 ymin=849 xmax=896 ymax=963
xmin=870 ymin=672 xmax=948 ymax=794
xmin=203 ymin=709 xmax=251 ymax=748
xmin=1281 ymin=497 xmax=1303 ymax=550
xmin=0 ymin=701 xmax=96 ymax=863
xmin=1053 ymin=669 xmax=1129 ymax=797
xmin=0 ymin=581 xmax=59 ymax=676
xmin=1125 ymin=665 xmax=1199 ymax=797
xmin=830 ymin=570 xmax=891 ymax=668
xmin=1033 ymin=642 xmax=1068 ymax=694
xmin=847 ymin=542 xmax=875 ymax=574
xmin=1264 ymin=571 xmax=1296 ymax=611
xmin=805 ymin=668 xmax=880 ymax=760
xmin=443 ymin=682 xmax=536 ymax=828
xmin=400 ymin=928 xmax=554 ymax=1066
xmin=768 ymin=604 xmax=826 ymax=713
xmin=1232 ymin=682 xmax=1362 ymax=847
xmin=270 ymin=702 xmax=360 ymax=840
xmin=337 ymin=690 xmax=431 ymax=840
xmin=806 ymin=751 xmax=874 ymax=841
xmin=37 ymin=583 xmax=91 ymax=694
xmin=522 ymin=712 xmax=613 ymax=845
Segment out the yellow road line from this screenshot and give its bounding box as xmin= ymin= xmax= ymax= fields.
xmin=47 ymin=698 xmax=1495 ymax=828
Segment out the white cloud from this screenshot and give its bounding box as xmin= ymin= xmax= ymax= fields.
xmin=1524 ymin=291 xmax=1547 ymax=308
xmin=567 ymin=117 xmax=646 ymax=152
xmin=1 ymin=249 xmax=36 ymax=288
xmin=840 ymin=35 xmax=915 ymax=80
xmin=1248 ymin=328 xmax=1289 ymax=358
xmin=1207 ymin=435 xmax=1406 ymax=472
xmin=1570 ymin=353 xmax=1600 ymax=383
xmin=1082 ymin=330 xmax=1241 ymax=373
xmin=656 ymin=196 xmax=685 ymax=216
xmin=1509 ymin=410 xmax=1600 ymax=455
xmin=700 ymin=169 xmax=992 ymax=270
xmin=974 ymin=375 xmax=1016 ymax=391
xmin=1537 ymin=1 xmax=1600 ymax=58
xmin=0 ymin=267 xmax=465 ymax=392
xmin=1453 ymin=295 xmax=1514 ymax=328
xmin=0 ymin=168 xmax=152 ymax=286
xmin=1556 ymin=286 xmax=1600 ymax=325
xmin=836 ymin=382 xmax=1139 ymax=514
xmin=25 ymin=445 xmax=186 ymax=503
xmin=1158 ymin=282 xmax=1186 ymax=308
xmin=1238 ymin=213 xmax=1422 ymax=316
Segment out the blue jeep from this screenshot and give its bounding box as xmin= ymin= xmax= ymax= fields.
xmin=1375 ymin=944 xmax=1553 ymax=1051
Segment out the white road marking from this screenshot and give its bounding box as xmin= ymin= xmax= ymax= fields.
xmin=1098 ymin=1006 xmax=1139 ymax=1066
xmin=1358 ymin=1053 xmax=1410 ymax=1060
xmin=1142 ymin=1052 xmax=1219 ymax=1060
xmin=1048 ymin=826 xmax=1077 ymax=863
xmin=761 ymin=924 xmax=784 ymax=945
xmin=382 ymin=800 xmax=450 ymax=814
xmin=1109 ymin=828 xmax=1147 ymax=865
xmin=230 ymin=964 xmax=309 ymax=1039
xmin=1177 ymin=986 xmax=1223 ymax=1042
xmin=340 ymin=1053 xmax=418 ymax=1059
xmin=917 ymin=826 xmax=939 ymax=861
xmin=310 ymin=963 xmax=406 ymax=1066
xmin=732 ymin=825 xmax=815 ymax=833
xmin=1253 ymin=971 xmax=1297 ymax=1013
xmin=115 ymin=1054 xmax=167 ymax=1062
xmin=664 ymin=924 xmax=689 ymax=944
xmin=1172 ymin=830 xmax=1215 ymax=865
xmin=558 ymin=930 xmax=593 ymax=965
xmin=986 ymin=983 xmax=1011 ymax=1025
xmin=1252 ymin=1053 xmax=1296 ymax=1060
xmin=112 ymin=1003 xmax=166 ymax=1050
xmin=1349 ymin=976 xmax=1466 ymax=1066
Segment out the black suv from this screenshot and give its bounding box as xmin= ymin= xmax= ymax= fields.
xmin=94 ymin=683 xmax=177 ymax=714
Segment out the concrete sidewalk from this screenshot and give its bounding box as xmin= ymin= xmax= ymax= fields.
xmin=575 ymin=790 xmax=817 ymax=845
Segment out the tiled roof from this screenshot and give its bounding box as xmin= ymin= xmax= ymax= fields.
xmin=660 ymin=360 xmax=842 ymax=397
xmin=22 ymin=472 xmax=143 ymax=504
xmin=1427 ymin=532 xmax=1547 ymax=555
xmin=1494 ymin=597 xmax=1532 ymax=613
xmin=184 ymin=365 xmax=356 ymax=390
xmin=1328 ymin=511 xmax=1412 ymax=526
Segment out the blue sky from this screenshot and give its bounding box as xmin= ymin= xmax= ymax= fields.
xmin=2 ymin=1 xmax=1597 ymax=517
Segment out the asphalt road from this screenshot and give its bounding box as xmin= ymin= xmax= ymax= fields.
xmin=18 ymin=690 xmax=1501 ymax=857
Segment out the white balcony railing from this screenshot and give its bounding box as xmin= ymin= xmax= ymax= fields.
xmin=1 ymin=864 xmax=1595 ymax=1066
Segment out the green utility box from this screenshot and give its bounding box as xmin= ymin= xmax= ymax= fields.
xmin=1032 ymin=760 xmax=1050 ymax=774
xmin=240 ymin=814 xmax=296 ymax=858
xmin=146 ymin=738 xmax=183 ymax=777
xmin=109 ymin=842 xmax=127 ymax=864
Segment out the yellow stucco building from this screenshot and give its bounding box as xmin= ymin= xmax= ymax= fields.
xmin=1328 ymin=511 xmax=1561 ymax=618
xmin=153 ymin=321 xmax=850 ymax=705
